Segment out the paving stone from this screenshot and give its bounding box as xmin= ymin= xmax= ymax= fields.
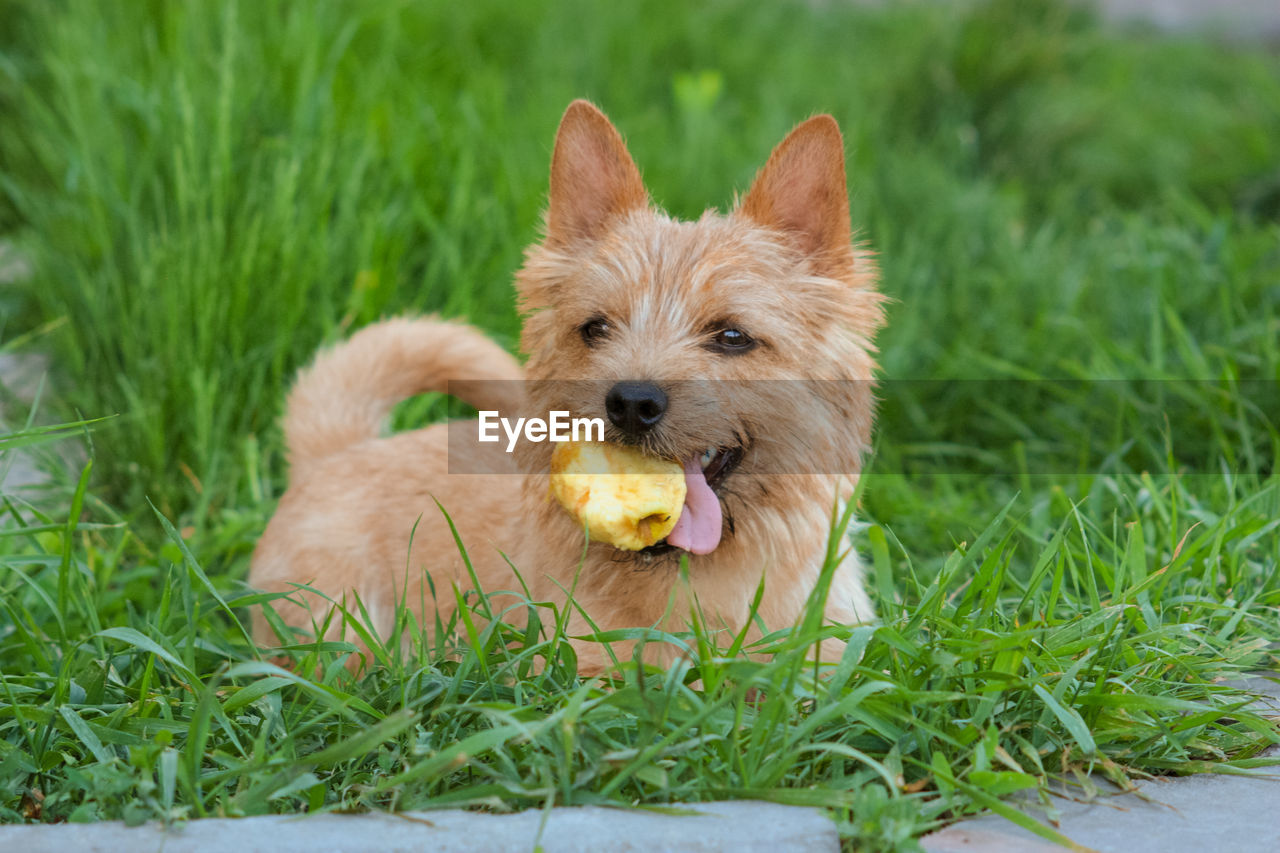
xmin=0 ymin=238 xmax=31 ymax=285
xmin=1 ymin=244 xmax=52 ymax=492
xmin=0 ymin=801 xmax=840 ymax=853
xmin=0 ymin=448 xmax=47 ymax=491
xmin=922 ymin=825 xmax=1064 ymax=853
xmin=0 ymin=351 xmax=54 ymax=492
xmin=923 ymin=674 xmax=1280 ymax=853
xmin=1093 ymin=0 xmax=1280 ymax=39
xmin=923 ymin=746 xmax=1280 ymax=853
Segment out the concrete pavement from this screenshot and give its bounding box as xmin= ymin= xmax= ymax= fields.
xmin=0 ymin=801 xmax=839 ymax=853
xmin=921 ymin=674 xmax=1280 ymax=852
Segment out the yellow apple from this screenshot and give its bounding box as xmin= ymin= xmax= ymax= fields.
xmin=549 ymin=441 xmax=686 ymax=550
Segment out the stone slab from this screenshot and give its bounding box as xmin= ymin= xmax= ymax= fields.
xmin=923 ymin=674 xmax=1280 ymax=853
xmin=0 ymin=800 xmax=840 ymax=853
xmin=1093 ymin=0 xmax=1280 ymax=39
xmin=924 ymin=748 xmax=1280 ymax=853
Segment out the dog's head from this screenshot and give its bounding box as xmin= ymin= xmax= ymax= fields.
xmin=516 ymin=101 xmax=883 ymax=558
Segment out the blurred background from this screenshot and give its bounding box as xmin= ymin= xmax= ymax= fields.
xmin=0 ymin=0 xmax=1276 ymax=536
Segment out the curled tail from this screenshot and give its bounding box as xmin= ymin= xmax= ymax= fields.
xmin=282 ymin=316 xmax=524 ymax=474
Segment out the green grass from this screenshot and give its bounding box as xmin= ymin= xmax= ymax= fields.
xmin=1 ymin=0 xmax=1278 ymax=849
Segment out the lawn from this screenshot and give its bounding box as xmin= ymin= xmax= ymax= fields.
xmin=1 ymin=0 xmax=1278 ymax=849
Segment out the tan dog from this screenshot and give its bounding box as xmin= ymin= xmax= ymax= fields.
xmin=249 ymin=100 xmax=884 ymax=674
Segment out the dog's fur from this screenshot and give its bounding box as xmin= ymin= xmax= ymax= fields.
xmin=249 ymin=101 xmax=884 ymax=674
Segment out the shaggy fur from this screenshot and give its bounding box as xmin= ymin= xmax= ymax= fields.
xmin=249 ymin=100 xmax=885 ymax=674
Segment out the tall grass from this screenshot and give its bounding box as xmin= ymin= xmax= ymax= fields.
xmin=2 ymin=0 xmax=1278 ymax=518
xmin=1 ymin=419 xmax=1276 ymax=850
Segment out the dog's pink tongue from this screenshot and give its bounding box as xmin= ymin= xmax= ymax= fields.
xmin=667 ymin=455 xmax=723 ymax=555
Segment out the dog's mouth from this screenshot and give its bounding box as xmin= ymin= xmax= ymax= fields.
xmin=638 ymin=444 xmax=743 ymax=558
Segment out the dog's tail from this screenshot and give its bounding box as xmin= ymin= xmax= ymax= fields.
xmin=282 ymin=316 xmax=524 ymax=475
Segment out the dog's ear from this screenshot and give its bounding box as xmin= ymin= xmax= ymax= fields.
xmin=546 ymin=100 xmax=648 ymax=246
xmin=740 ymin=115 xmax=853 ymax=272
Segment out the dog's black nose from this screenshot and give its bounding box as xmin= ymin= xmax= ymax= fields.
xmin=605 ymin=381 xmax=667 ymax=436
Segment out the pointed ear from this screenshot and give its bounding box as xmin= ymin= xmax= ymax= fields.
xmin=739 ymin=115 xmax=853 ymax=269
xmin=546 ymin=100 xmax=648 ymax=245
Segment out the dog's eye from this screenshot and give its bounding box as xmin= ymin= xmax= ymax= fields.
xmin=708 ymin=328 xmax=756 ymax=354
xmin=579 ymin=317 xmax=611 ymax=346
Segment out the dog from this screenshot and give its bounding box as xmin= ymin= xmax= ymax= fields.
xmin=249 ymin=100 xmax=884 ymax=675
